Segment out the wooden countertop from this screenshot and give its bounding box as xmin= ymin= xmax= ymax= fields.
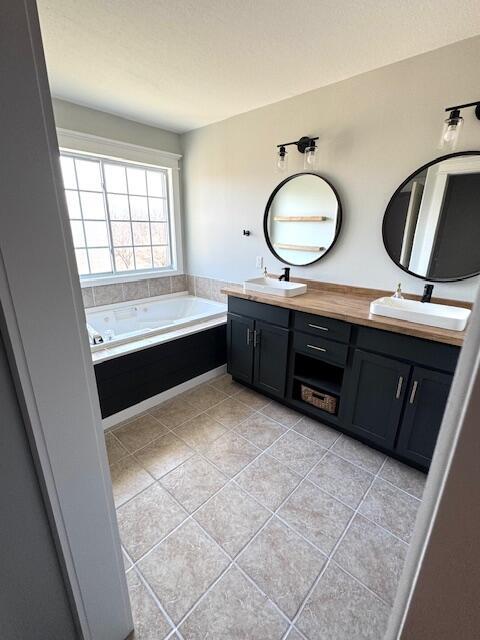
xmin=222 ymin=284 xmax=468 ymax=347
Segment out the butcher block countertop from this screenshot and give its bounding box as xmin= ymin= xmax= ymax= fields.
xmin=222 ymin=281 xmax=470 ymax=347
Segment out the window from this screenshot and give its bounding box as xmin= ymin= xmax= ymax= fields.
xmin=60 ymin=152 xmax=175 ymax=279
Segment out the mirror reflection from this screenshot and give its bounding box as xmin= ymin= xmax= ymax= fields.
xmin=383 ymin=153 xmax=480 ymax=281
xmin=264 ymin=173 xmax=342 ymax=266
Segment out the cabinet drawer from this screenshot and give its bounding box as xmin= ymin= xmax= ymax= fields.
xmin=294 ymin=312 xmax=351 ymax=343
xmin=228 ymin=296 xmax=290 ymax=328
xmin=294 ymin=331 xmax=348 ymax=366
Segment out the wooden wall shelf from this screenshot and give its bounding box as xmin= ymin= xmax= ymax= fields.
xmin=273 ymin=215 xmax=328 ymax=222
xmin=274 ymin=243 xmax=326 ymax=252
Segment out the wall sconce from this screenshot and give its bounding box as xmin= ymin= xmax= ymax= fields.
xmin=276 ymin=136 xmax=319 ymax=173
xmin=439 ymin=100 xmax=480 ymax=151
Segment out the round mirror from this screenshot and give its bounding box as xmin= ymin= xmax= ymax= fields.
xmin=264 ymin=172 xmax=342 ymax=266
xmin=383 ymin=151 xmax=480 ymax=282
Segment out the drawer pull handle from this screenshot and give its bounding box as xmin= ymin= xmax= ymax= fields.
xmin=409 ymin=380 xmax=418 ymax=404
xmin=395 ymin=376 xmax=404 ymax=399
xmin=246 ymin=328 xmax=252 ymax=345
xmin=308 ymin=323 xmax=329 ymax=331
xmin=307 ymin=344 xmax=327 ymax=353
xmin=253 ymin=330 xmax=260 ymax=348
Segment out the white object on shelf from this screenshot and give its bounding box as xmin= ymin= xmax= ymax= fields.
xmin=370 ymin=296 xmax=470 ymax=331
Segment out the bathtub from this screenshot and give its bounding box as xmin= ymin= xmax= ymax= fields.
xmin=86 ymin=293 xmax=227 ymax=352
xmin=87 ymin=292 xmax=228 ymax=419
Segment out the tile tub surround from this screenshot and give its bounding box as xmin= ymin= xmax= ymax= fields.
xmin=106 ymin=373 xmax=425 ymax=639
xmin=81 ymin=273 xmax=234 ymax=308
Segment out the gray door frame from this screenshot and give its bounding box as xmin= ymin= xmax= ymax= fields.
xmin=0 ymin=2 xmax=132 ymax=638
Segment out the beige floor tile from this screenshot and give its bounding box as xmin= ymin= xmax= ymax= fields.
xmin=150 ymin=397 xmax=200 ymax=428
xmin=331 ymin=435 xmax=386 ymax=474
xmin=194 ymin=483 xmax=269 ymax=556
xmin=109 ymin=456 xmax=154 ymax=507
xmin=238 ymin=517 xmax=325 ymax=618
xmin=293 ymin=416 xmax=340 ymax=448
xmin=235 ymin=453 xmax=301 ymax=511
xmin=268 ymin=431 xmax=326 ymax=476
xmin=123 ymin=548 xmax=132 ymax=571
xmin=210 ymin=373 xmax=244 ymax=395
xmin=114 ymin=414 xmax=168 ymax=453
xmin=138 ymin=519 xmax=229 ymax=623
xmin=334 ymin=515 xmax=408 ymax=604
xmin=359 ymin=478 xmax=420 ymax=543
xmin=278 ymin=481 xmax=353 ymax=554
xmin=105 ymin=432 xmax=128 ymax=465
xmin=285 ymin=629 xmax=303 ymax=640
xmin=261 ymin=401 xmax=303 ymax=427
xmin=117 ymin=483 xmax=186 ymax=560
xmin=173 ymin=413 xmax=227 ymax=449
xmin=179 ymin=566 xmax=288 ymax=640
xmin=234 ymin=388 xmax=271 ymax=410
xmin=127 ymin=570 xmax=172 ymax=639
xmin=202 ymin=431 xmax=260 ymax=477
xmin=135 ymin=433 xmax=194 ymax=479
xmin=184 ymin=383 xmax=228 ymax=411
xmin=160 ymin=456 xmax=227 ymax=513
xmin=308 ymin=452 xmax=373 ymax=508
xmin=234 ymin=413 xmax=287 ymax=449
xmin=206 ymin=397 xmax=254 ymax=428
xmin=380 ymin=458 xmax=426 ymax=499
xmin=297 ymin=564 xmax=390 ymax=640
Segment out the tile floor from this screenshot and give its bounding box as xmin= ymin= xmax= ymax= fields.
xmin=105 ymin=373 xmax=426 ymax=640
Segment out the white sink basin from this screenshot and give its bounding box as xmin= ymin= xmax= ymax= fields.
xmin=244 ymin=277 xmax=307 ymax=298
xmin=370 ymin=296 xmax=470 ymax=331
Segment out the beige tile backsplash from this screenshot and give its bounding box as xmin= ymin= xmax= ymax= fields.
xmin=82 ymin=274 xmax=234 ymax=308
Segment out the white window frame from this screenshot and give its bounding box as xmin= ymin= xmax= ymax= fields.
xmin=57 ymin=128 xmax=183 ymax=287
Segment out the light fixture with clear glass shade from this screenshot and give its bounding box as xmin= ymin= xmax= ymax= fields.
xmin=438 ymin=100 xmax=480 ymax=152
xmin=304 ymin=139 xmax=318 ymax=170
xmin=275 ymin=135 xmax=319 ymax=172
xmin=276 ymin=146 xmax=288 ymax=173
xmin=439 ymin=109 xmax=463 ymax=151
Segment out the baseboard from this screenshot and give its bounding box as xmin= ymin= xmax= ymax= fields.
xmin=102 ymin=364 xmax=227 ymax=430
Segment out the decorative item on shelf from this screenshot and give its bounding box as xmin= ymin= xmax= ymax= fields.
xmin=275 ymin=135 xmax=319 ymax=172
xmin=300 ymin=384 xmax=338 ymax=414
xmin=438 ymin=100 xmax=480 ymax=151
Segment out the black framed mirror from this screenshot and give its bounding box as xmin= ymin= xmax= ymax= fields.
xmin=383 ymin=151 xmax=480 ymax=282
xmin=263 ymin=172 xmax=342 ymax=266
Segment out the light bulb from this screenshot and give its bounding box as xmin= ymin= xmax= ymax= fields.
xmin=304 ymin=142 xmax=318 ymax=170
xmin=276 ymin=146 xmax=288 ymax=173
xmin=439 ymin=109 xmax=463 ymax=150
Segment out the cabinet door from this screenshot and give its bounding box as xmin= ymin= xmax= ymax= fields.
xmin=396 ymin=367 xmax=452 ymax=468
xmin=253 ymin=320 xmax=289 ymax=398
xmin=344 ymin=350 xmax=410 ymax=448
xmin=227 ymin=313 xmax=254 ymax=384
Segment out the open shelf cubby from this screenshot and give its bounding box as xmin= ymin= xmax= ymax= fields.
xmin=292 ymin=352 xmax=345 ymax=417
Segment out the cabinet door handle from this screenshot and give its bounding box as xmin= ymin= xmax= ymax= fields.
xmin=246 ymin=328 xmax=251 ymax=345
xmin=409 ymin=380 xmax=418 ymax=404
xmin=253 ymin=329 xmax=260 ymax=347
xmin=307 ymin=344 xmax=326 ymax=353
xmin=395 ymin=376 xmax=404 ymax=399
xmin=308 ymin=323 xmax=329 ymax=331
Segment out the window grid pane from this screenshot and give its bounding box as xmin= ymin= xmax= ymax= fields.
xmin=62 ymin=152 xmax=173 ymax=278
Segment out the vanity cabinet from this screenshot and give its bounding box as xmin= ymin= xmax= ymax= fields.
xmin=227 ymin=295 xmax=460 ymax=471
xmin=343 ymin=350 xmax=410 ymax=449
xmin=227 ymin=299 xmax=290 ymax=398
xmin=395 ymin=367 xmax=452 ymax=467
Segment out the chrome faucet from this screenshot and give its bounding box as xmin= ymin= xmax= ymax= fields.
xmin=279 ymin=267 xmax=290 ymax=282
xmin=421 ymin=284 xmax=434 ymax=303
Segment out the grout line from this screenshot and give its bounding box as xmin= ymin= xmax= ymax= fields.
xmin=109 ymin=377 xmax=423 ymax=636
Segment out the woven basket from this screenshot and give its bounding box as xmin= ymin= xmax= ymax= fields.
xmin=301 ymin=384 xmax=337 ymax=415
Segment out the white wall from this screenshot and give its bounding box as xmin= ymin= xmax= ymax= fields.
xmin=181 ymin=35 xmax=480 ymax=301
xmin=52 ymin=98 xmax=181 ymax=155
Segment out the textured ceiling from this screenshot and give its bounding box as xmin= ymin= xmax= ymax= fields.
xmin=37 ymin=0 xmax=480 ymax=133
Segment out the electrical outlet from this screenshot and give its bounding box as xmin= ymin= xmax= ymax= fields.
xmin=256 ymin=256 xmax=263 ymax=269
